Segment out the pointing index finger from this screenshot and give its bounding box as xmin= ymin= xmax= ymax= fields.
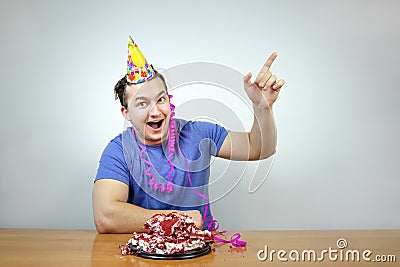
xmin=255 ymin=52 xmax=278 ymax=84
xmin=264 ymin=52 xmax=278 ymax=71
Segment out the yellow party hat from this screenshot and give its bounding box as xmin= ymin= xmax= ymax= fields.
xmin=126 ymin=36 xmax=155 ymax=84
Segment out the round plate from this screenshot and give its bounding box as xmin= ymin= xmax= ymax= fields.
xmin=134 ymin=244 xmax=212 ymax=260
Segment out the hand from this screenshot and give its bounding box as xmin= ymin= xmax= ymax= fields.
xmin=243 ymin=52 xmax=285 ymax=108
xmin=182 ymin=210 xmax=203 ymax=229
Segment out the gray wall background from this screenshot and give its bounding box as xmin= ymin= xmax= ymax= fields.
xmin=1 ymin=0 xmax=399 ymax=230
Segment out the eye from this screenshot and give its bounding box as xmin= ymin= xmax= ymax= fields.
xmin=137 ymin=102 xmax=147 ymax=108
xmin=158 ymin=96 xmax=166 ymax=103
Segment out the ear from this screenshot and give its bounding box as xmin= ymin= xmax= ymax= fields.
xmin=121 ymin=106 xmax=131 ymax=121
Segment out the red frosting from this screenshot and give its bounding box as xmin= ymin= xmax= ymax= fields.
xmin=121 ymin=212 xmax=214 ymax=255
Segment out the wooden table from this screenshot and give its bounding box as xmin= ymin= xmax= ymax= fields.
xmin=0 ymin=228 xmax=399 ymax=266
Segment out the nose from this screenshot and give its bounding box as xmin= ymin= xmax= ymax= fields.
xmin=148 ymin=103 xmax=161 ymax=116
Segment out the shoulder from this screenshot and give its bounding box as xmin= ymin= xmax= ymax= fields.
xmin=176 ymin=118 xmax=224 ymax=132
xmin=95 ymin=131 xmax=130 ymax=183
xmin=103 ymin=133 xmax=123 ymax=154
xmin=175 ymin=118 xmax=228 ymax=148
xmin=100 ymin=127 xmax=136 ymax=161
xmin=183 ymin=119 xmax=228 ymax=137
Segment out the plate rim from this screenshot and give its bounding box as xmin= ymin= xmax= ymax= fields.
xmin=134 ymin=244 xmax=212 ymax=260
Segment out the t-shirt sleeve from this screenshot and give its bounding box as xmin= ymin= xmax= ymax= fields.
xmin=94 ymin=135 xmax=130 ymax=185
xmin=190 ymin=121 xmax=229 ymax=156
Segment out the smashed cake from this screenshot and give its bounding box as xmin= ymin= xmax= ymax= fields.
xmin=121 ymin=212 xmax=214 ymax=255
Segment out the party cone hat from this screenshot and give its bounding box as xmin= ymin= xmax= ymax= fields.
xmin=126 ymin=36 xmax=155 ymax=84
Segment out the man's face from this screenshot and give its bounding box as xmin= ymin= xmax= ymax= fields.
xmin=123 ymin=76 xmax=171 ymax=146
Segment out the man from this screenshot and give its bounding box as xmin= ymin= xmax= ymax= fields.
xmin=93 ymin=36 xmax=284 ymax=233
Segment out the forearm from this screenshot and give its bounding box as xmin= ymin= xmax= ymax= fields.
xmin=94 ymin=201 xmax=200 ymax=233
xmin=95 ymin=200 xmax=149 ymax=233
xmin=249 ymin=104 xmax=277 ymax=160
xmin=93 ymin=179 xmax=203 ymax=233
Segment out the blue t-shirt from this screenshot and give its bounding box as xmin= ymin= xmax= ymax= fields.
xmin=95 ymin=119 xmax=228 ymax=228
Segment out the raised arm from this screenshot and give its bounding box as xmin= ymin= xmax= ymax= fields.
xmin=92 ymin=179 xmax=202 ymax=233
xmin=217 ymin=52 xmax=284 ymax=161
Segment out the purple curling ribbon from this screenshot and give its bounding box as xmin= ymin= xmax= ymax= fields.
xmin=132 ymin=94 xmax=177 ymax=193
xmin=214 ymin=231 xmax=247 ymax=247
xmin=135 ymin=129 xmax=173 ymax=192
xmin=166 ymin=95 xmax=176 ymax=189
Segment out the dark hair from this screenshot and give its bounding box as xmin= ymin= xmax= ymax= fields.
xmin=114 ymin=70 xmax=167 ymax=108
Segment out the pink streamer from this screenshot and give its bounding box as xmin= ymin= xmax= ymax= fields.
xmin=131 ymin=94 xmax=178 ymax=193
xmin=166 ymin=95 xmax=176 ymax=190
xmin=214 ymin=232 xmax=247 ymax=247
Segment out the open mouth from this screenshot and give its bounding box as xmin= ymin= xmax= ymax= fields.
xmin=147 ymin=119 xmax=164 ymax=130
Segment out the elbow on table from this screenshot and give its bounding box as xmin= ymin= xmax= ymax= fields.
xmin=94 ymin=216 xmax=112 ymax=234
xmin=95 ymin=218 xmax=111 ymax=234
xmin=94 ymin=208 xmax=117 ymax=234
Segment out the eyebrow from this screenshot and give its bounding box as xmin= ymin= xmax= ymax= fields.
xmin=134 ymin=90 xmax=166 ymax=102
